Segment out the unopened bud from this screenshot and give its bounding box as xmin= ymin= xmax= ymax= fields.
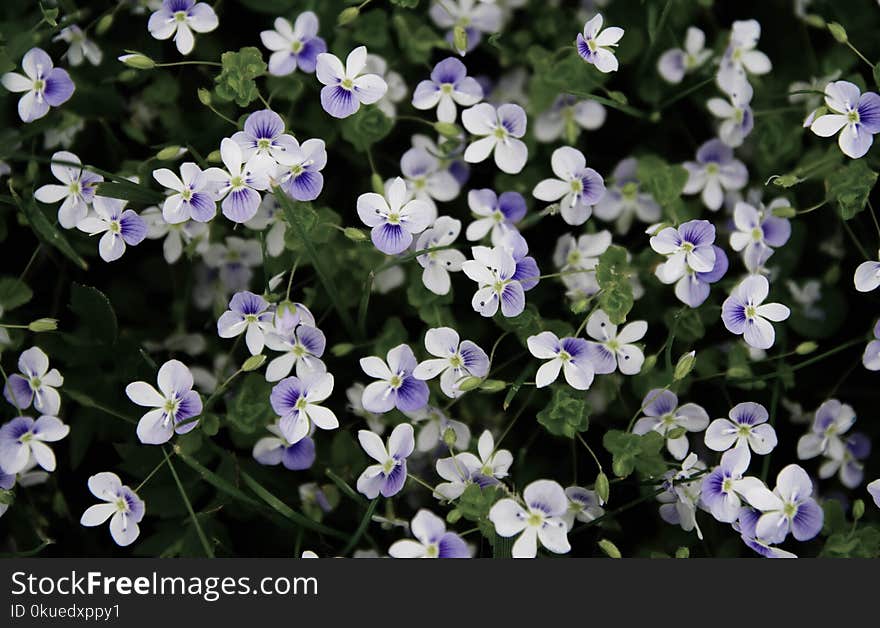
xmin=453 ymin=25 xmax=468 ymax=54
xmin=96 ymin=14 xmax=114 ymax=35
xmin=338 ymin=7 xmax=360 ymax=26
xmin=771 ymin=174 xmax=801 ymax=188
xmin=795 ymin=341 xmax=818 ymax=355
xmin=0 ymin=489 xmax=13 ymax=506
xmin=433 ymin=121 xmax=460 ymax=138
xmin=478 ymin=379 xmax=506 ymax=392
xmin=446 ymin=508 xmax=462 ymax=524
xmin=457 ymin=376 xmax=483 ymax=392
xmin=28 ymin=318 xmax=58 ymax=332
xmin=156 ymin=145 xmax=186 ymax=161
xmin=772 ymin=206 xmax=797 ymax=218
xmin=344 ymin=227 xmax=368 ymax=242
xmin=675 ymin=546 xmax=690 ymax=559
xmin=666 ymin=427 xmax=687 ymax=440
xmin=206 ymin=150 xmax=222 ymax=163
xmin=597 ymin=539 xmax=621 ymax=558
xmin=118 ymin=53 xmax=155 ymax=70
xmin=371 ymin=173 xmax=384 ymax=195
xmin=331 ymin=343 xmax=355 ymax=357
xmin=853 ymin=499 xmax=865 ymax=521
xmin=595 ymin=472 xmax=610 ymax=505
xmin=827 ymin=22 xmax=848 ymax=44
xmin=642 ymin=354 xmax=658 ymax=372
xmin=242 ymin=354 xmax=266 ymax=372
xmin=197 ymin=88 xmax=212 ymax=106
xmin=804 ymin=14 xmax=825 ymax=29
xmin=607 ymin=91 xmax=628 ymax=105
xmin=673 ymin=351 xmax=696 ymax=381
xmin=442 ymin=426 xmax=457 ymax=447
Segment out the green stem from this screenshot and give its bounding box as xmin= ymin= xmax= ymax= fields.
xmin=164 ymin=448 xmax=214 ymax=558
xmin=342 ymin=498 xmax=378 ymax=556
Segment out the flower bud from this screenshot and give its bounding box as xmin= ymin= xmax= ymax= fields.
xmin=28 ymin=318 xmax=58 ymax=332
xmin=828 ymin=22 xmax=848 ymax=44
xmin=433 ymin=121 xmax=461 ymax=138
xmin=478 ymin=379 xmax=507 ymax=392
xmin=96 ymin=14 xmax=114 ymax=35
xmin=666 ymin=427 xmax=686 ymax=440
xmin=206 ymin=150 xmax=222 ymax=163
xmin=118 ymin=53 xmax=155 ymax=70
xmin=197 ymin=88 xmax=212 ymax=106
xmin=727 ymin=365 xmax=750 ymax=379
xmin=804 ymin=14 xmax=825 ymax=29
xmin=456 ymin=376 xmax=483 ymax=392
xmin=673 ymin=351 xmax=696 ymax=381
xmin=770 ymin=174 xmax=801 ymax=188
xmin=446 ymin=508 xmax=462 ymax=524
xmin=771 ymin=206 xmax=797 ymax=218
xmin=597 ymin=539 xmax=621 ymax=558
xmin=612 ymin=458 xmax=629 ymax=478
xmin=338 ymin=7 xmax=360 ymax=26
xmin=344 ymin=227 xmax=368 ymax=242
xmin=853 ymin=499 xmax=865 ymax=521
xmin=570 ymin=298 xmax=590 ymax=314
xmin=795 ymin=341 xmax=818 ymax=355
xmin=675 ymin=546 xmax=690 ymax=559
xmin=595 ymin=472 xmax=610 ymax=505
xmin=642 ymin=354 xmax=658 ymax=372
xmin=0 ymin=489 xmax=13 ymax=506
xmin=331 ymin=343 xmax=355 ymax=357
xmin=453 ymin=25 xmax=468 ymax=54
xmin=442 ymin=426 xmax=457 ymax=447
xmin=242 ymin=354 xmax=266 ymax=372
xmin=156 ymin=145 xmax=186 ymax=161
xmin=371 ymin=173 xmax=384 ymax=195
xmin=607 ymin=91 xmax=628 ymax=105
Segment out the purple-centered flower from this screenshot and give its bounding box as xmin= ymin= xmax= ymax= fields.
xmin=204 ymin=138 xmax=270 ymax=224
xmin=657 ymin=27 xmax=710 ymax=84
xmin=701 ymin=447 xmax=753 ymax=523
xmin=389 ymin=509 xmax=470 ymax=558
xmin=277 ymin=138 xmax=327 ymax=202
xmin=0 ymin=415 xmax=69 ymax=474
xmin=721 ymin=274 xmax=790 ymax=350
xmin=231 ymin=109 xmax=298 ymax=172
xmin=356 ymin=423 xmax=414 ymax=499
xmin=863 ymin=320 xmax=880 ymax=370
xmin=465 ymin=189 xmax=526 ymax=244
xmin=576 ymin=13 xmax=624 ymax=73
xmin=682 ymin=139 xmax=748 ymax=211
xmin=152 ymin=162 xmax=217 ymax=223
xmin=585 ymin=309 xmax=647 ymax=376
xmin=412 ymin=57 xmax=483 ymax=123
xmin=562 ymin=486 xmax=605 ymax=530
xmin=429 ymin=0 xmax=502 ymax=55
xmin=79 ymin=472 xmax=145 ymax=547
xmin=76 ymin=196 xmax=146 ymax=263
xmin=260 ymin=13 xmax=326 ymax=76
xmin=810 ymin=80 xmax=880 ymax=159
xmin=253 ymin=422 xmax=316 ymax=471
xmin=734 ymin=506 xmax=797 ymax=558
xmin=705 ymin=402 xmax=778 ymax=461
xmin=400 ymin=147 xmax=460 ymax=213
xmin=360 ymin=344 xmax=429 ymax=414
xmin=412 ymin=327 xmax=489 ymax=398
xmin=650 ymin=219 xmax=717 ymax=284
xmin=1 ymin=48 xmax=74 ymax=123
xmin=462 ymin=103 xmax=528 ymax=174
xmin=264 ymin=310 xmax=326 ymax=382
xmin=489 ymin=479 xmax=571 ymax=558
xmin=593 ymin=158 xmax=660 ymax=234
xmin=3 ymin=346 xmax=63 ymax=416
xmin=217 ymin=291 xmax=274 ymax=355
xmin=147 ymin=0 xmax=218 ymax=55
xmin=730 ymin=202 xmax=791 ymax=272
xmin=533 ymin=146 xmax=605 ymax=226
xmin=633 ymin=389 xmax=710 ymax=460
xmin=527 ymin=332 xmax=594 ymax=390
xmin=416 ymin=216 xmax=467 ymax=296
xmin=270 ymin=372 xmax=337 ymax=444
xmin=742 ymin=464 xmax=823 ymax=544
xmin=461 ymin=245 xmax=526 ymax=318
xmin=674 ymin=245 xmax=728 ymax=308
xmin=34 ymin=151 xmax=102 ymax=228
xmin=126 ymin=359 xmax=202 ymax=445
xmin=796 ymin=399 xmax=856 ymax=461
xmin=357 ymin=177 xmax=432 ymax=255
xmin=316 ymin=46 xmax=387 ymax=119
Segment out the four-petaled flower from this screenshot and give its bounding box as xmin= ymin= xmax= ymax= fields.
xmin=3 ymin=346 xmax=63 ymax=416
xmin=231 ymin=109 xmax=297 ymax=173
xmin=152 ymin=162 xmax=217 ymax=223
xmin=357 ymin=177 xmax=432 ymax=255
xmin=810 ymin=81 xmax=880 ymax=159
xmin=576 ymin=13 xmax=624 ymax=73
xmin=1 ymin=48 xmax=74 ymax=123
xmin=461 ymin=245 xmax=526 ymax=318
xmin=356 ymin=423 xmax=415 ymax=499
xmin=585 ymin=309 xmax=647 ymax=375
xmin=742 ymin=464 xmax=823 ymax=544
xmin=416 ymin=216 xmax=468 ymax=296
xmin=388 ymin=509 xmax=470 ymax=558
xmin=80 ymin=472 xmax=145 ymax=546
xmin=682 ymin=139 xmax=748 ymax=211
xmin=205 ymin=138 xmax=269 ymax=224
xmin=721 ymin=275 xmax=790 ymax=350
xmin=462 ymin=103 xmax=528 ymax=174
xmin=76 ymin=196 xmax=147 ymax=263
xmin=527 ymin=331 xmax=594 ymax=390
xmin=360 ymin=344 xmax=430 ymax=414
xmin=413 ymin=327 xmax=490 ymax=398
xmin=412 ymin=57 xmax=483 ymax=123
xmin=796 ymin=399 xmax=855 ymax=461
xmin=260 ymin=13 xmax=326 ymax=77
xmin=657 ymin=27 xmax=711 ymax=84
xmin=34 ymin=151 xmax=102 ymax=228
xmin=633 ymin=389 xmax=710 ymax=460
xmin=264 ymin=309 xmax=326 ymax=382
xmin=253 ymin=422 xmax=316 ymax=471
xmin=705 ymin=402 xmax=778 ymax=462
xmin=147 ymin=0 xmax=219 ymax=56
xmin=0 ymin=415 xmax=69 ymax=474
xmin=316 ymin=46 xmax=388 ymax=119
xmin=729 ymin=201 xmax=791 ymax=272
xmin=269 ymin=372 xmax=338 ymax=444
xmin=126 ymin=359 xmax=202 ymax=445
xmin=701 ymin=447 xmax=753 ymax=523
xmin=533 ymin=147 xmax=606 ymax=226
xmin=650 ymin=219 xmax=717 ymax=284
xmin=562 ymin=486 xmax=605 ymax=530
xmin=489 ymin=479 xmax=571 ymax=558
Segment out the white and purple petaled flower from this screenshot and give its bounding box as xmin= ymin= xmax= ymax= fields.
xmin=126 ymin=359 xmax=202 ymax=445
xmin=534 ymin=94 xmax=606 ymax=143
xmin=460 ymin=430 xmax=512 ymax=485
xmin=34 ymin=151 xmax=102 ymax=229
xmin=657 ymin=27 xmax=711 ymax=84
xmin=205 ymin=138 xmax=269 ymax=224
xmin=466 ymin=189 xmax=525 ymax=244
xmin=500 ymin=229 xmax=540 ymax=293
xmin=854 ymin=254 xmax=880 ymax=292
xmin=742 ymin=464 xmax=823 ymax=544
xmin=863 ymin=320 xmax=880 ymax=371
xmin=76 ymin=196 xmax=147 ymax=263
xmin=716 ymin=19 xmax=772 ymax=94
xmin=593 ymin=158 xmax=660 ymax=234
xmin=657 ymin=453 xmax=706 ymax=539
xmin=316 ymin=46 xmax=387 ymax=119
xmin=277 ymin=138 xmax=327 ymax=202
xmin=734 ymin=506 xmax=797 ymax=558
xmin=147 ymin=0 xmax=218 ymax=56
xmin=3 ymin=347 xmax=63 ymax=416
xmin=461 ymin=102 xmax=528 ymax=174
xmin=796 ymin=398 xmax=855 ymax=461
xmin=0 ymin=415 xmax=69 ymax=474
xmin=730 ymin=201 xmax=791 ymax=272
xmin=651 ymin=220 xmax=717 ymax=285
xmin=705 ymin=402 xmax=778 ymax=463
xmin=416 ymin=216 xmax=467 ymax=296
xmin=527 ymin=332 xmax=594 ymax=391
xmin=489 ymin=479 xmax=571 ymax=558
xmin=399 ymin=147 xmax=460 ymax=213
xmin=231 ymin=109 xmax=297 ymax=173
xmin=360 ymin=344 xmax=430 ymax=414
xmin=253 ymin=422 xmax=316 ymax=471
xmin=576 ymin=13 xmax=624 ymax=73
xmin=701 ymin=447 xmax=753 ymax=523
xmin=434 ymin=452 xmax=482 ymax=500
xmin=553 ymin=231 xmax=612 ymax=298
xmin=357 ymin=177 xmax=431 ymax=255
xmin=79 ymin=472 xmax=145 ymax=547
xmin=461 ymin=245 xmax=526 ymax=318
xmin=412 ymin=57 xmax=483 ymax=123
xmin=708 ymin=81 xmax=754 ymax=148
xmin=674 ymin=245 xmax=728 ymax=308
xmin=585 ymin=309 xmax=647 ymax=376
xmin=356 ymin=423 xmax=414 ymax=499
xmin=561 ymin=486 xmax=605 ymax=530
xmin=533 ymin=146 xmax=605 ymax=226
xmin=260 ymin=13 xmax=326 ymax=77
xmin=270 ymin=372 xmax=338 ymax=444
xmin=429 ymin=0 xmax=502 ymax=55
xmin=217 ymin=291 xmax=274 ymax=355
xmin=633 ymin=389 xmax=710 ymax=460
xmin=413 ymin=327 xmax=489 ymax=398
xmin=1 ymin=47 xmax=74 ymax=123
xmin=721 ymin=275 xmax=790 ymax=350
xmin=388 ymin=509 xmax=470 ymax=558
xmin=682 ymin=139 xmax=748 ymax=211
xmin=264 ymin=309 xmax=326 ymax=382
xmin=152 ymin=162 xmax=217 ymax=223
xmin=810 ymin=81 xmax=880 ymax=159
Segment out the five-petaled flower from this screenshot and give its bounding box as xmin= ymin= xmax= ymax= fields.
xmin=126 ymin=359 xmax=202 ymax=445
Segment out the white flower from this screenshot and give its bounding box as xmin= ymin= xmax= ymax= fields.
xmin=721 ymin=275 xmax=790 ymax=350
xmin=125 ymin=359 xmax=202 ymax=445
xmin=0 ymin=415 xmax=69 ymax=474
xmin=854 ymin=253 xmax=880 ymax=292
xmin=657 ymin=27 xmax=711 ymax=84
xmin=316 ymin=46 xmax=388 ymax=119
xmin=461 ymin=245 xmax=526 ymax=318
xmin=796 ymin=399 xmax=855 ymax=461
xmin=54 ymin=25 xmax=102 ymax=66
xmin=416 ymin=216 xmax=467 ymax=296
xmin=585 ymin=309 xmax=647 ymax=375
xmin=533 ymin=147 xmax=606 ymax=226
xmin=576 ymin=13 xmax=624 ymax=73
xmin=489 ymin=479 xmax=571 ymax=558
xmin=80 ymin=472 xmax=145 ymax=547
xmin=561 ymin=486 xmax=605 ymax=530
xmin=707 ymin=81 xmax=754 ymax=147
xmin=34 ymin=151 xmax=103 ymax=229
xmin=357 ymin=177 xmax=432 ymax=255
xmin=657 ymin=453 xmax=706 ymax=539
xmin=461 ymin=103 xmax=528 ymax=174
xmin=204 ymin=138 xmax=270 ymax=224
xmin=142 ymin=206 xmax=210 ymax=264
xmin=406 ymin=405 xmax=470 ymax=453
xmin=810 ymin=81 xmax=880 ymax=159
xmin=147 ymin=0 xmax=219 ymax=56
xmin=413 ymin=327 xmax=490 ymax=398
xmin=152 ymin=162 xmax=218 ymax=224
xmin=76 ymin=196 xmax=147 ymax=262
xmin=388 ymin=509 xmax=471 ymax=558
xmin=527 ymin=331 xmax=594 ymax=390
xmin=3 ymin=346 xmax=64 ymax=416
xmin=716 ymin=19 xmax=771 ymax=93
xmin=705 ymin=402 xmax=778 ymax=462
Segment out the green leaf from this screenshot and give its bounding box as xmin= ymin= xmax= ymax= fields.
xmin=536 ymin=387 xmax=590 ymax=438
xmin=94 ymin=181 xmax=165 ymax=205
xmin=596 ymin=245 xmax=634 ymax=324
xmin=340 ymin=107 xmax=393 ymax=151
xmin=874 ymin=62 xmax=880 ymax=89
xmin=603 ymin=430 xmax=666 ymax=479
xmin=637 ymin=156 xmax=688 ymax=206
xmin=390 ymin=0 xmax=420 ymax=6
xmin=827 ymin=160 xmax=878 ymax=220
xmin=15 ymin=190 xmax=88 ymax=270
xmin=0 ymin=277 xmax=32 ymax=313
xmin=226 ymin=373 xmax=274 ymax=434
xmin=69 ymin=283 xmax=118 ymax=344
xmin=214 ymin=47 xmax=267 ymax=107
